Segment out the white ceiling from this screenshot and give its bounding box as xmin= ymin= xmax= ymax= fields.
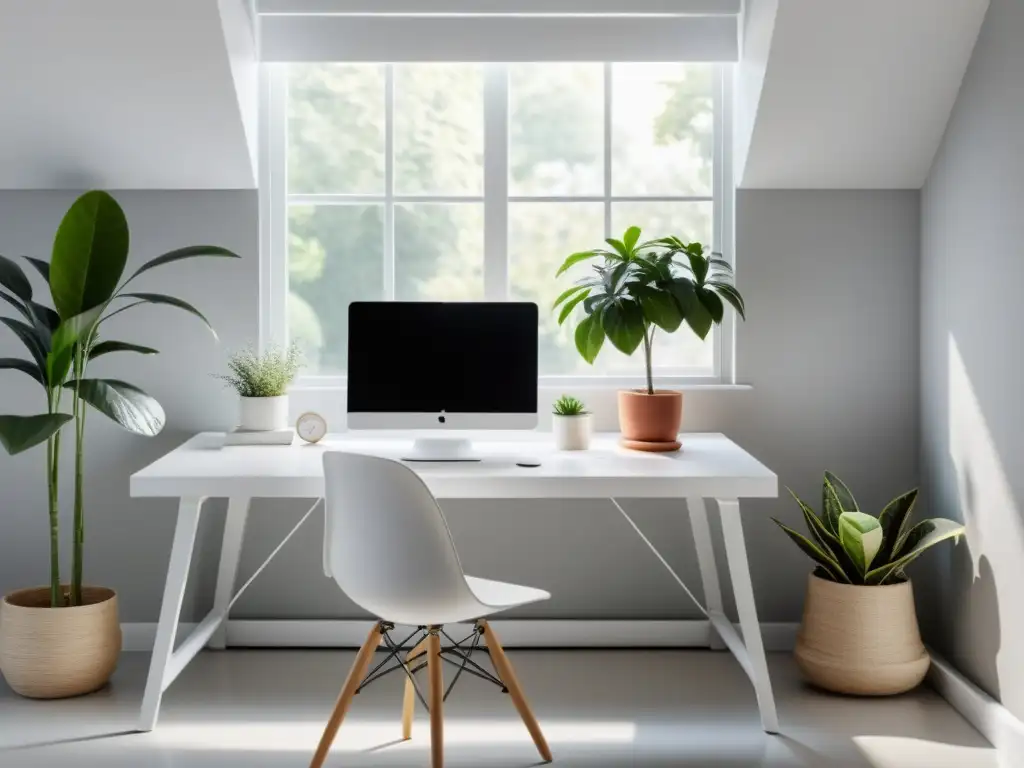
xmin=737 ymin=0 xmax=989 ymax=189
xmin=0 ymin=0 xmax=256 ymax=190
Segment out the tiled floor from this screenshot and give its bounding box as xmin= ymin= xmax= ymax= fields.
xmin=0 ymin=650 xmax=996 ymax=767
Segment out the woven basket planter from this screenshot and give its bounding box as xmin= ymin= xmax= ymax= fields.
xmin=794 ymin=574 xmax=930 ymax=696
xmin=0 ymin=585 xmax=121 ymax=699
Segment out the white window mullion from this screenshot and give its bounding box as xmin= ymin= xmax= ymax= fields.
xmin=383 ymin=64 xmax=396 ymax=301
xmin=603 ymin=62 xmax=613 ymax=239
xmin=262 ymin=64 xmax=289 ymax=350
xmin=483 ymin=63 xmax=509 ymax=301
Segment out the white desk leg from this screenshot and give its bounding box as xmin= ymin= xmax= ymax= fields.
xmin=718 ymin=498 xmax=780 ymax=734
xmin=138 ymin=497 xmax=205 ymax=732
xmin=209 ymin=496 xmax=251 ymax=650
xmin=687 ymin=496 xmax=726 ymax=651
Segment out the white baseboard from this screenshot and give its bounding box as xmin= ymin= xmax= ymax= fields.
xmin=928 ymin=652 xmax=1024 ymax=767
xmin=121 ymin=619 xmax=799 ymax=652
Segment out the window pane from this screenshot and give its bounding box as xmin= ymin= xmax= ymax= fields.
xmin=612 ymin=63 xmax=714 ymax=197
xmin=508 ymin=203 xmax=604 ymax=374
xmin=509 ymin=64 xmax=603 ymax=196
xmin=395 ymin=204 xmax=484 ymax=301
xmin=288 ymin=64 xmax=385 ymax=195
xmin=288 ymin=205 xmax=384 ymax=374
xmin=612 ymin=201 xmax=713 ymax=244
xmin=394 ymin=65 xmax=484 ymax=195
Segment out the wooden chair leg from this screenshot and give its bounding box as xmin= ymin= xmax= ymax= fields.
xmin=427 ymin=628 xmax=445 ymax=768
xmin=480 ymin=620 xmax=553 ymax=763
xmin=402 ymin=636 xmax=428 ymax=740
xmin=310 ymin=623 xmax=383 ymax=768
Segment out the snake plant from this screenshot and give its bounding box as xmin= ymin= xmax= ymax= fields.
xmin=774 ymin=472 xmax=965 ymax=586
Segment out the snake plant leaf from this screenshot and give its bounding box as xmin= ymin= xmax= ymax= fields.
xmin=123 ymin=245 xmax=240 ymax=285
xmin=0 ymin=316 xmax=48 ymax=374
xmin=788 ymin=488 xmax=857 ymax=581
xmin=552 ymin=284 xmax=588 ymax=309
xmin=112 ymin=293 xmax=217 ymax=339
xmin=0 ymin=413 xmax=74 ymax=455
xmin=772 ymin=519 xmax=851 ymax=583
xmin=602 ymin=301 xmax=645 ymax=355
xmin=825 ymin=471 xmax=860 ymax=512
xmin=557 ymin=289 xmax=591 ymax=325
xmin=22 ymin=256 xmax=50 ymax=283
xmin=0 ymin=358 xmax=45 ymax=386
xmin=50 ymin=191 xmax=130 ymax=318
xmin=574 ymin=311 xmax=605 ymax=364
xmin=64 ymin=378 xmax=165 ymax=436
xmin=865 ymin=518 xmax=965 ymax=585
xmin=0 ymin=254 xmax=33 ymax=301
xmin=838 ymin=512 xmax=884 ymax=576
xmin=88 ymin=340 xmax=159 ymax=360
xmin=875 ymin=488 xmax=919 ymax=566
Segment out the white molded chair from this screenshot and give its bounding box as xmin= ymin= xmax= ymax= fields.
xmin=311 ymin=451 xmax=552 ymax=768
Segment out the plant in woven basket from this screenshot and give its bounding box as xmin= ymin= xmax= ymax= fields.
xmin=773 ymin=472 xmax=965 ymax=586
xmin=552 ymin=394 xmax=587 ymax=416
xmin=216 ymin=342 xmax=303 ymax=398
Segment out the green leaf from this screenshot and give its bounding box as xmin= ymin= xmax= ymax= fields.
xmin=709 ymin=282 xmax=746 ymax=320
xmin=0 ymin=254 xmax=33 ymax=301
xmin=46 ymin=305 xmax=105 ymax=386
xmin=824 ymin=471 xmax=860 ymax=512
xmin=0 ymin=413 xmax=73 ymax=455
xmin=22 ymin=256 xmax=50 ymax=283
xmin=557 ymin=289 xmax=591 ymax=325
xmin=640 ymin=292 xmax=683 ymax=332
xmin=64 ymin=379 xmax=166 ymax=436
xmin=0 ymin=358 xmax=45 ymax=386
xmin=556 ymin=250 xmax=602 ymax=277
xmin=709 ymin=256 xmax=733 ymax=273
xmin=602 ymin=301 xmax=646 ymax=355
xmin=124 ymin=245 xmax=240 ymax=285
xmin=622 ymin=226 xmax=641 ymax=253
xmin=865 ymin=519 xmax=965 ymax=585
xmin=88 ymin=340 xmax=159 ymax=360
xmin=50 ymin=190 xmax=130 ymax=318
xmin=668 ymin=278 xmax=698 ymax=315
xmin=838 ymin=511 xmax=884 ymax=576
xmin=696 ymin=286 xmax=724 ymax=324
xmin=0 ymin=316 xmax=48 ymax=373
xmin=574 ymin=311 xmax=605 ymax=364
xmin=552 ymin=284 xmax=588 ymax=309
xmin=772 ymin=519 xmax=850 ymax=583
xmin=687 ymin=250 xmax=709 ymax=284
xmin=875 ymin=488 xmax=918 ymax=566
xmin=605 ymin=238 xmax=630 ymax=260
xmin=788 ymin=488 xmax=857 ymax=580
xmin=684 ymin=296 xmax=713 ymax=340
xmin=110 ymin=293 xmax=217 ymax=339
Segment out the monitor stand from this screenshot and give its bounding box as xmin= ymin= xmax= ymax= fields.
xmin=402 ymin=438 xmax=482 ymax=463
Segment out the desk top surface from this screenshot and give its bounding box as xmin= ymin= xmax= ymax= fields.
xmin=130 ymin=431 xmax=777 ymax=500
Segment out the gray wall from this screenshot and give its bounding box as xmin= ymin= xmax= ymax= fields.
xmin=0 ymin=189 xmax=920 ymax=628
xmin=919 ymin=0 xmax=1024 ymax=733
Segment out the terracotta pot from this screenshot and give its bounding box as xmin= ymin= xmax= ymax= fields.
xmin=0 ymin=586 xmax=121 ymax=699
xmin=794 ymin=574 xmax=930 ymax=696
xmin=617 ymin=390 xmax=683 ymax=448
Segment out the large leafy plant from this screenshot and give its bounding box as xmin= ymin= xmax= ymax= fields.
xmin=0 ymin=190 xmax=239 ymax=607
xmin=553 ymin=227 xmax=745 ymax=394
xmin=774 ymin=472 xmax=965 ymax=586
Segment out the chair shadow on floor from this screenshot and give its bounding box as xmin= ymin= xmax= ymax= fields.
xmin=2 ymin=729 xmax=138 ymax=751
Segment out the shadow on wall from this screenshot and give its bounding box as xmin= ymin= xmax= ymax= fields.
xmin=947 ymin=334 xmax=1024 ymax=721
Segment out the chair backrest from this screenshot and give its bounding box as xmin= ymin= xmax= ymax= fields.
xmin=322 ymin=451 xmax=475 ymax=623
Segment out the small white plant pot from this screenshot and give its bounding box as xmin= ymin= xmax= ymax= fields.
xmin=239 ymin=395 xmax=289 ymax=431
xmin=553 ymin=413 xmax=592 ymax=451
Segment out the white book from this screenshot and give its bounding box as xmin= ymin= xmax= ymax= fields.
xmin=223 ymin=428 xmax=295 ymax=446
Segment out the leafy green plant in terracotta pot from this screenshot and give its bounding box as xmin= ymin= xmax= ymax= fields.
xmin=553 ymin=227 xmax=744 ymax=451
xmin=775 ymin=472 xmax=965 ymax=695
xmin=0 ymin=191 xmax=239 ymax=698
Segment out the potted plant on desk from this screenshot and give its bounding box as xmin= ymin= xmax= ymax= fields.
xmin=553 ymin=227 xmax=745 ymax=451
xmin=551 ymin=395 xmax=591 ymax=451
xmin=0 ymin=190 xmax=238 ymax=698
xmin=216 ymin=342 xmax=302 ymax=432
xmin=774 ymin=473 xmax=965 ymax=695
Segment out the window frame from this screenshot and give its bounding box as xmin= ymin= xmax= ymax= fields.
xmin=260 ymin=61 xmax=735 ymax=391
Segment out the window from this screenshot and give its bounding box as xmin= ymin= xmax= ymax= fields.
xmin=262 ymin=62 xmax=730 ymax=385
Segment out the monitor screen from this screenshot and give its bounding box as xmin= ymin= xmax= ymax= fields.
xmin=347 ymin=302 xmax=538 ymax=418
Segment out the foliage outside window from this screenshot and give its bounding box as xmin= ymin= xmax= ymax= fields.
xmin=269 ymin=62 xmax=723 ymax=380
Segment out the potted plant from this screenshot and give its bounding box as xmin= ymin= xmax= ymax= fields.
xmin=553 ymin=227 xmax=744 ymax=451
xmin=551 ymin=395 xmax=591 ymax=451
xmin=216 ymin=342 xmax=302 ymax=431
xmin=0 ymin=190 xmax=238 ymax=698
xmin=774 ymin=472 xmax=965 ymax=695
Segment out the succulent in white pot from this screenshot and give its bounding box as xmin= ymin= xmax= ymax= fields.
xmin=774 ymin=472 xmax=966 ymax=696
xmin=552 ymin=395 xmax=592 ymax=451
xmin=217 ymin=343 xmax=302 ymax=431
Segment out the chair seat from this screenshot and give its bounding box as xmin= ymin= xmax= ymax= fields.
xmin=465 ymin=575 xmax=550 ymax=613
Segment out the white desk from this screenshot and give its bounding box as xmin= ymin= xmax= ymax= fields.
xmin=131 ymin=431 xmax=780 ymax=734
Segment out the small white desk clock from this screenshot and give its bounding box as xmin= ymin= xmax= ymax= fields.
xmin=296 ymin=412 xmax=327 ymax=444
